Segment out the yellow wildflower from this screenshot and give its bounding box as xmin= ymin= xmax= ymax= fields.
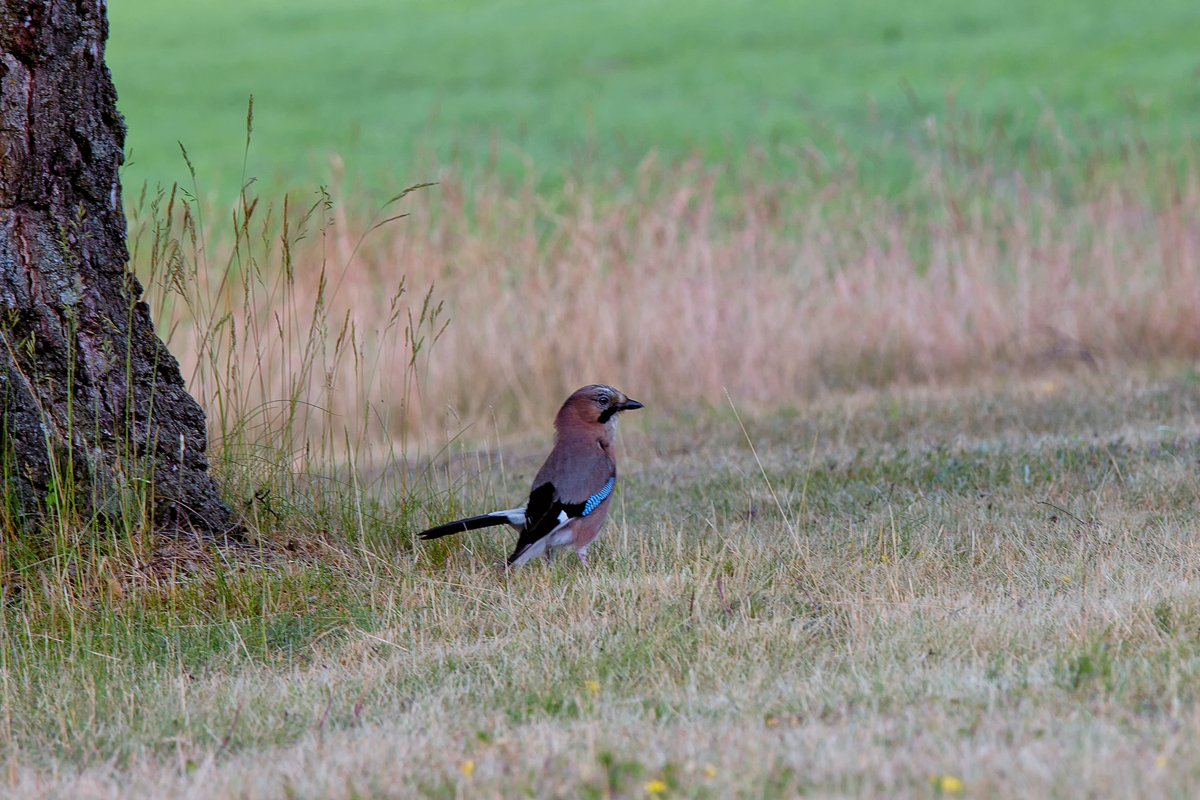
xmin=585 ymin=680 xmax=600 ymax=694
xmin=460 ymin=759 xmax=475 ymax=778
xmin=644 ymin=778 xmax=667 ymax=794
xmin=930 ymin=774 xmax=963 ymax=793
xmin=702 ymin=764 xmax=717 ymax=779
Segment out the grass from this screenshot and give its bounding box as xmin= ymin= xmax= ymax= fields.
xmin=140 ymin=110 xmax=1200 ymax=433
xmin=107 ymin=0 xmax=1200 ymax=195
xmin=8 ymin=13 xmax=1200 ymax=790
xmin=7 ymin=370 xmax=1200 ymax=796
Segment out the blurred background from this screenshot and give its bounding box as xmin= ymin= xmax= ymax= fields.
xmin=109 ymin=0 xmax=1199 ymax=196
xmin=108 ymin=0 xmax=1200 ymax=440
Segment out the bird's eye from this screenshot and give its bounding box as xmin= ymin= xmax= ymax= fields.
xmin=598 ymin=395 xmax=610 ymax=406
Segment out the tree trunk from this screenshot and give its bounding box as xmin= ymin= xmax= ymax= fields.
xmin=0 ymin=1 xmax=235 ymax=536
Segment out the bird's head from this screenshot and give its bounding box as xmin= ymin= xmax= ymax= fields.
xmin=556 ymin=384 xmax=644 ymax=433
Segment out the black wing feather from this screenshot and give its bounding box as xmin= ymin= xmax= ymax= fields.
xmin=506 ymin=481 xmax=585 ymax=564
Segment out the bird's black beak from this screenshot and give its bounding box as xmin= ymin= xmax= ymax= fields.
xmin=618 ymin=398 xmax=644 ymax=411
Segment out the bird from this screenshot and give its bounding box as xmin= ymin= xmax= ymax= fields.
xmin=419 ymin=384 xmax=643 ymax=566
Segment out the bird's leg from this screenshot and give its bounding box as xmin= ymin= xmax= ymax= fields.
xmin=575 ymin=545 xmax=589 ymax=566
xmin=544 ymin=548 xmax=556 ymax=564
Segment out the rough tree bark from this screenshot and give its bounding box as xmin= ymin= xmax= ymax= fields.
xmin=0 ymin=1 xmax=235 ymax=536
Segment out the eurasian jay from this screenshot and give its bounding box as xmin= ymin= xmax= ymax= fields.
xmin=419 ymin=384 xmax=643 ymax=566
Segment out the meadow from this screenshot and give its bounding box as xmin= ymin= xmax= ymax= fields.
xmin=10 ymin=371 xmax=1200 ymax=798
xmin=108 ymin=0 xmax=1200 ymax=195
xmin=4 ymin=1 xmax=1200 ymax=797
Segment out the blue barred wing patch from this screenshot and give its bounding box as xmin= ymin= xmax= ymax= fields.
xmin=581 ymin=477 xmax=615 ymax=516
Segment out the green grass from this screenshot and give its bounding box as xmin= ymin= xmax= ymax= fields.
xmin=108 ymin=0 xmax=1200 ymax=196
xmin=9 ymin=369 xmax=1200 ymax=796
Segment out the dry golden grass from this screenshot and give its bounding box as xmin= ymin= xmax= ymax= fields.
xmin=135 ymin=126 xmax=1200 ymax=442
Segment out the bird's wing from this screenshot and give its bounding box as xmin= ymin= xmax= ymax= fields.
xmin=506 ymin=477 xmax=616 ymax=565
xmin=507 ymin=483 xmax=577 ymax=562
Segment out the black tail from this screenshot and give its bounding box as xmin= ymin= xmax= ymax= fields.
xmin=418 ymin=514 xmax=509 ymax=540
